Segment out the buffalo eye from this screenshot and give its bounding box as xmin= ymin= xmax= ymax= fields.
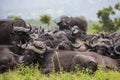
xmin=10 ymin=32 xmax=15 ymax=35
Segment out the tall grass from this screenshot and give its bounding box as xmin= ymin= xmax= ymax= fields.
xmin=0 ymin=65 xmax=120 ymax=80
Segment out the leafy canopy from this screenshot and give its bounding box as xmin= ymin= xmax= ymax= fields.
xmin=40 ymin=14 xmax=51 ymax=25
xmin=90 ymin=2 xmax=120 ymax=33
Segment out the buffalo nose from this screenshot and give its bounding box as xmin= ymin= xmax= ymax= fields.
xmin=58 ymin=45 xmax=65 ymax=50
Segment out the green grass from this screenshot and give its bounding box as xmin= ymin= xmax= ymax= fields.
xmin=0 ymin=65 xmax=120 ymax=80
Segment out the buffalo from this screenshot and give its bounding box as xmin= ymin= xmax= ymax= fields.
xmin=1 ymin=18 xmax=120 ymax=75
xmin=9 ymin=24 xmax=33 ymax=55
xmin=41 ymin=51 xmax=119 ymax=74
xmin=0 ymin=18 xmax=26 ymax=45
xmin=18 ymin=41 xmax=97 ymax=74
xmin=57 ymin=16 xmax=87 ymax=33
xmin=18 ymin=41 xmax=119 ymax=74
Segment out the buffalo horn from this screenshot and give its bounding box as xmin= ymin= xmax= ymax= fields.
xmin=71 ymin=42 xmax=81 ymax=49
xmin=17 ymin=41 xmax=46 ymax=55
xmin=28 ymin=23 xmax=32 ymax=33
xmin=30 ymin=46 xmax=46 ymax=54
xmin=13 ymin=26 xmax=30 ymax=32
xmin=114 ymin=45 xmax=120 ymax=55
xmin=108 ymin=37 xmax=115 ymax=47
xmin=89 ymin=36 xmax=97 ymax=47
xmin=30 ymin=41 xmax=47 ymax=54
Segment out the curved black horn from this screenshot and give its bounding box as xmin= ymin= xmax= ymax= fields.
xmin=107 ymin=37 xmax=115 ymax=47
xmin=89 ymin=36 xmax=97 ymax=47
xmin=32 ymin=41 xmax=47 ymax=54
xmin=115 ymin=38 xmax=120 ymax=43
xmin=28 ymin=23 xmax=32 ymax=33
xmin=114 ymin=45 xmax=120 ymax=55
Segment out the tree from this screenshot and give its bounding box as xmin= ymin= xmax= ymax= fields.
xmin=97 ymin=6 xmax=115 ymax=32
xmin=40 ymin=14 xmax=51 ymax=27
xmin=96 ymin=2 xmax=120 ymax=32
xmin=115 ymin=2 xmax=120 ymax=11
xmin=90 ymin=23 xmax=103 ymax=34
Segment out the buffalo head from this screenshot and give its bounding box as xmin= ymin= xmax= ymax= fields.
xmin=17 ymin=40 xmax=47 ymax=55
xmin=12 ymin=24 xmax=32 ymax=46
xmin=87 ymin=34 xmax=114 ymax=56
xmin=57 ymin=16 xmax=71 ymax=30
xmin=71 ymin=25 xmax=86 ymax=40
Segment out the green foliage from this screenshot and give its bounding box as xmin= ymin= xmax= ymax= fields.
xmin=0 ymin=65 xmax=120 ymax=80
xmin=40 ymin=14 xmax=51 ymax=26
xmin=94 ymin=2 xmax=120 ymax=32
xmin=90 ymin=23 xmax=103 ymax=34
xmin=115 ymin=2 xmax=120 ymax=11
xmin=97 ymin=6 xmax=115 ymax=32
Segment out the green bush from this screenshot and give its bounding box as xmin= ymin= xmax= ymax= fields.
xmin=90 ymin=24 xmax=103 ymax=34
xmin=40 ymin=14 xmax=51 ymax=26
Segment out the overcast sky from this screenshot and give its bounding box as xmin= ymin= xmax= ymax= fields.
xmin=0 ymin=0 xmax=119 ymax=20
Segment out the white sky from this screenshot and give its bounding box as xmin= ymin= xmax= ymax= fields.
xmin=0 ymin=0 xmax=119 ymax=20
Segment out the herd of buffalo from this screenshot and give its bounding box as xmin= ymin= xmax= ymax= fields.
xmin=0 ymin=16 xmax=120 ymax=74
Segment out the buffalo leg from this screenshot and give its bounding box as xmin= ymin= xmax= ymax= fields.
xmin=70 ymin=54 xmax=97 ymax=73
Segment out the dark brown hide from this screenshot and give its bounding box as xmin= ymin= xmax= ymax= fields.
xmin=41 ymin=50 xmax=97 ymax=74
xmin=0 ymin=47 xmax=17 ymax=73
xmin=0 ymin=19 xmax=26 ymax=45
xmin=41 ymin=50 xmax=118 ymax=74
xmin=57 ymin=16 xmax=87 ymax=33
